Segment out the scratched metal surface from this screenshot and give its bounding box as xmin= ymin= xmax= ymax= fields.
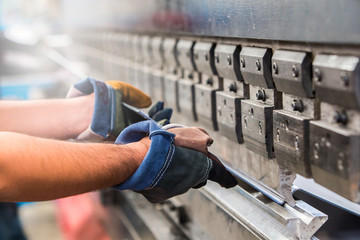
xmin=63 ymin=0 xmax=360 ymax=44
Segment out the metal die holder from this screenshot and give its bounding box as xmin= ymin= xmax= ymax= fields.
xmin=150 ymin=69 xmax=164 ymax=103
xmin=162 ymin=38 xmax=180 ymax=110
xmin=273 ymin=110 xmax=312 ymax=177
xmin=193 ymin=42 xmax=217 ymax=75
xmin=309 ymin=120 xmax=360 ymax=202
xmin=163 ymin=73 xmax=180 ymax=111
xmin=240 ymin=47 xmax=274 ymax=89
xmin=176 ymin=39 xmax=196 ymax=72
xmin=214 ymin=44 xmax=242 ymax=81
xmin=272 ymin=50 xmax=313 ymax=98
xmin=178 ymin=71 xmax=199 ymax=121
xmin=313 ymin=54 xmax=360 ymax=110
xmin=216 ymin=80 xmax=246 ymax=143
xmin=241 ymin=100 xmax=275 ymax=159
xmin=151 ymin=36 xmax=164 ymax=70
xmin=195 ymin=74 xmax=222 ymax=131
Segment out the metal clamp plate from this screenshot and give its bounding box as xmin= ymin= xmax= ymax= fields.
xmin=241 ymin=100 xmax=275 ymax=159
xmin=151 ymin=36 xmax=163 ymax=69
xmin=176 ymin=40 xmax=196 ymax=71
xmin=313 ymin=54 xmax=360 ymax=110
xmin=163 ymin=74 xmax=179 ymax=111
xmin=178 ymin=79 xmax=197 ymax=121
xmin=162 ymin=38 xmax=178 ymax=69
xmin=193 ymin=42 xmax=216 ymax=75
xmin=240 ymin=47 xmax=274 ymax=88
xmin=214 ymin=44 xmax=241 ymax=81
xmin=309 ymin=121 xmax=360 ymax=202
xmin=216 ymin=91 xmax=243 ymax=143
xmin=272 ymin=50 xmax=313 ymax=98
xmin=195 ymin=83 xmax=218 ymax=130
xmin=273 ymin=110 xmax=312 ymax=177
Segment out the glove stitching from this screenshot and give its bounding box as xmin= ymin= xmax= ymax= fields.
xmin=194 ymin=157 xmax=213 ymax=187
xmin=147 ymin=144 xmax=175 ymax=189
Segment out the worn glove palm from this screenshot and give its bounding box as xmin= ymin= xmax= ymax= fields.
xmin=66 ymin=77 xmax=151 ymax=140
xmin=113 ymin=120 xmax=237 ymax=203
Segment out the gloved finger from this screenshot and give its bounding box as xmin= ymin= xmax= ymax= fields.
xmin=148 ymin=101 xmax=164 ymax=118
xmin=207 ymin=152 xmax=238 ymax=188
xmin=167 ymin=127 xmax=214 ymax=155
xmin=152 ymin=108 xmax=173 ymax=123
xmin=106 ymin=81 xmax=151 ymax=108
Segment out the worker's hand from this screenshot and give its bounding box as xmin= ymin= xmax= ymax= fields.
xmin=66 ymin=77 xmax=151 ymax=141
xmin=147 ymin=101 xmax=172 ymax=126
xmin=113 ymin=120 xmax=237 ymax=203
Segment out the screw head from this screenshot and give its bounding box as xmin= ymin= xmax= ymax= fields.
xmin=206 ymin=78 xmax=213 ymax=86
xmin=292 ymin=65 xmax=299 ymax=78
xmin=240 ymin=57 xmax=245 ymax=68
xmin=256 ymin=89 xmax=266 ymax=101
xmin=334 ymin=110 xmax=348 ymax=125
xmin=256 ymin=59 xmax=261 ymax=71
xmin=291 ymin=99 xmax=304 ymax=112
xmin=228 ymin=82 xmax=237 ymax=92
xmin=273 ymin=62 xmax=279 ymax=74
xmin=314 ymin=68 xmax=322 ymax=82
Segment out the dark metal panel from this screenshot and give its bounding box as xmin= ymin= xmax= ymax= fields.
xmin=65 ymin=0 xmax=360 ymax=44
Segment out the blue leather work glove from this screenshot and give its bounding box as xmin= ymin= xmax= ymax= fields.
xmin=113 ymin=120 xmax=237 ymax=203
xmin=148 ymin=101 xmax=173 ymax=126
xmin=66 ymin=77 xmax=151 ymax=141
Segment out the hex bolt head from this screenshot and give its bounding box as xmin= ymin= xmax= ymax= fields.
xmin=240 ymin=57 xmax=245 ymax=68
xmin=206 ymin=78 xmax=213 ymax=86
xmin=228 ymin=82 xmax=237 ymax=92
xmin=273 ymin=62 xmax=279 ymax=74
xmin=340 ymin=72 xmax=349 ymax=86
xmin=291 ymin=99 xmax=304 ymax=112
xmin=256 ymin=89 xmax=266 ymax=101
xmin=227 ymin=55 xmax=232 ymax=65
xmin=314 ymin=68 xmax=322 ymax=82
xmin=334 ymin=110 xmax=348 ymax=125
xmin=292 ymin=65 xmax=299 ymax=78
xmin=256 ymin=59 xmax=261 ymax=71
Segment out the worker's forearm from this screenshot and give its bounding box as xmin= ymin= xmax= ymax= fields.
xmin=0 ymin=132 xmax=148 ymax=202
xmin=0 ymin=94 xmax=94 ymax=139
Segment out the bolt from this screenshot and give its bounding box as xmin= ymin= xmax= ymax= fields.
xmin=291 ymin=99 xmax=304 ymax=112
xmin=204 ymin=53 xmax=209 ymax=61
xmin=334 ymin=110 xmax=348 ymax=125
xmin=240 ymin=57 xmax=245 ymax=68
xmin=314 ymin=68 xmax=321 ymax=82
xmin=295 ymin=136 xmax=300 ymax=150
xmin=256 ymin=59 xmax=261 ymax=71
xmin=276 ymin=129 xmax=280 ymax=142
xmin=273 ymin=62 xmax=279 ymax=74
xmin=215 ymin=54 xmax=220 ymax=63
xmin=292 ymin=65 xmax=299 ymax=78
xmin=206 ymin=78 xmax=213 ymax=86
xmin=340 ymin=72 xmax=349 ymax=86
xmin=227 ymin=55 xmax=232 ymax=65
xmin=228 ymin=82 xmax=237 ymax=92
xmin=256 ymin=89 xmax=266 ymax=101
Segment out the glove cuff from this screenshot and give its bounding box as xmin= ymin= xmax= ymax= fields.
xmin=113 ymin=120 xmax=175 ymax=191
xmin=66 ymin=77 xmax=125 ymax=140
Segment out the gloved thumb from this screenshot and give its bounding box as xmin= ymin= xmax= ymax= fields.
xmin=106 ymin=81 xmax=152 ymax=108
